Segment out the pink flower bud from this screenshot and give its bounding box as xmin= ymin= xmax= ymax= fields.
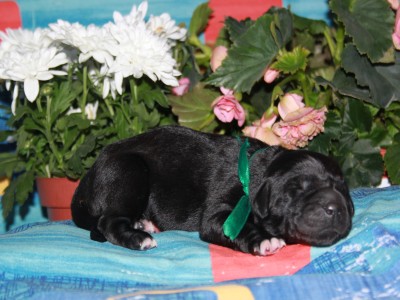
xmin=263 ymin=68 xmax=280 ymax=84
xmin=210 ymin=46 xmax=228 ymax=72
xmin=171 ymin=77 xmax=190 ymax=96
xmin=212 ymin=88 xmax=245 ymax=127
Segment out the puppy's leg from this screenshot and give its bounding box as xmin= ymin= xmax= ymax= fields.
xmin=199 ymin=206 xmax=284 ymax=256
xmin=92 ymin=154 xmax=157 ymax=250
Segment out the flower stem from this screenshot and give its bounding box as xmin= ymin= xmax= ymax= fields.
xmin=104 ymin=98 xmax=114 ymax=117
xmin=334 ymin=25 xmax=345 ymax=65
xmin=45 ymin=95 xmax=63 ymax=174
xmin=81 ymin=65 xmax=88 ymax=117
xmin=129 ymin=78 xmax=138 ymax=105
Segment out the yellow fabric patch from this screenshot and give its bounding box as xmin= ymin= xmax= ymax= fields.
xmin=107 ymin=284 xmax=255 ymax=300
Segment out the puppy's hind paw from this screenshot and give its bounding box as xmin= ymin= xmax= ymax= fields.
xmin=254 ymin=238 xmax=286 ymax=256
xmin=140 ymin=237 xmax=157 ymax=250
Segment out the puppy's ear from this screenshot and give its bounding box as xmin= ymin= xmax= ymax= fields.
xmin=251 ymin=180 xmax=271 ymax=220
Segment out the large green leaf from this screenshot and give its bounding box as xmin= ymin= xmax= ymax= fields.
xmin=340 ymin=139 xmax=383 ymax=188
xmin=224 ymin=17 xmax=254 ymax=42
xmin=329 ymin=69 xmax=372 ymax=103
xmin=343 ymin=97 xmax=373 ymax=134
xmin=206 ymin=9 xmax=292 ymax=93
xmin=341 ymin=45 xmax=400 ymax=108
xmin=168 ymin=84 xmax=219 ymax=130
xmin=330 ymin=0 xmax=394 ymax=63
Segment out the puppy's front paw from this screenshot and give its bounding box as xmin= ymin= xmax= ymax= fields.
xmin=254 ymin=238 xmax=286 ymax=256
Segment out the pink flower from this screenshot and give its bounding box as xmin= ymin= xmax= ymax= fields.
xmin=212 ymin=87 xmax=245 ymax=127
xmin=393 ymin=7 xmax=400 ymax=50
xmin=210 ymin=46 xmax=228 ymax=72
xmin=272 ymin=106 xmax=328 ymax=149
xmin=388 ymin=0 xmax=399 ymax=10
xmin=171 ymin=77 xmax=190 ymax=96
xmin=263 ymin=68 xmax=280 ymax=84
xmin=243 ymin=113 xmax=281 ymax=146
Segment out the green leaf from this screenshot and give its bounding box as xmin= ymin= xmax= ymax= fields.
xmin=271 ymin=47 xmax=310 ymax=74
xmin=50 ymin=81 xmax=83 ymax=124
xmin=343 ymin=98 xmax=373 ymax=134
xmin=293 ymin=14 xmax=328 ymax=35
xmin=341 ymin=45 xmax=400 ymax=108
xmin=168 ymin=84 xmax=219 ymax=130
xmin=67 ymin=135 xmax=96 ymax=175
xmin=188 ymin=2 xmax=212 ymax=37
xmin=0 ymin=152 xmax=24 ymax=177
xmin=207 ymin=10 xmax=292 ymax=93
xmin=330 ymin=0 xmax=394 ymax=63
xmin=385 ymin=135 xmax=400 ymax=184
xmin=270 ymin=7 xmax=294 ymax=47
xmin=330 ymin=69 xmax=372 ymax=102
xmin=63 ymin=114 xmax=91 ymax=130
xmin=224 ymin=17 xmax=254 ymax=42
xmin=1 ymin=171 xmax=35 ymax=218
xmin=341 ymin=139 xmax=384 ymax=188
xmin=143 ymin=89 xmax=169 ymax=109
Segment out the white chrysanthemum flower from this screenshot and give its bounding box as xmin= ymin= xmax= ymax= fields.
xmin=147 ymin=13 xmax=187 ymax=42
xmin=49 ymin=20 xmax=116 ymax=66
xmin=0 ymin=47 xmax=68 ymax=104
xmin=112 ymin=1 xmax=148 ymax=27
xmin=0 ymin=28 xmax=53 ymax=52
xmin=107 ymin=22 xmax=180 ymax=90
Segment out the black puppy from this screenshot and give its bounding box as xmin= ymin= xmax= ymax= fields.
xmin=71 ymin=126 xmax=354 ymax=255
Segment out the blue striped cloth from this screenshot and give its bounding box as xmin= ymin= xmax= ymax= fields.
xmin=1 ymin=186 xmax=400 ymax=300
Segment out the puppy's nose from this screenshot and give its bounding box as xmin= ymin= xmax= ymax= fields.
xmin=324 ymin=203 xmax=338 ymax=216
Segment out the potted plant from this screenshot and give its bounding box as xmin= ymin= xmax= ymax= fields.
xmin=168 ymin=0 xmax=400 ymax=188
xmin=0 ymin=2 xmax=185 ymax=220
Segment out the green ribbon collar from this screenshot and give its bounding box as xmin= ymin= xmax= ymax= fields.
xmin=222 ymin=138 xmax=253 ymax=241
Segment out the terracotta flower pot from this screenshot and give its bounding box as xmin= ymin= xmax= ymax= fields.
xmin=36 ymin=177 xmax=79 ymax=221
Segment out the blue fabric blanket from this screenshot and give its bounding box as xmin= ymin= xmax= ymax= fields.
xmin=1 ymin=186 xmax=400 ymax=299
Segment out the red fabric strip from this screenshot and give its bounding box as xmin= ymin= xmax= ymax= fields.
xmin=210 ymin=243 xmax=311 ymax=282
xmin=205 ymin=0 xmax=283 ymax=43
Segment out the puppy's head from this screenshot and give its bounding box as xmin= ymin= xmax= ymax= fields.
xmin=252 ymin=149 xmax=354 ymax=247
